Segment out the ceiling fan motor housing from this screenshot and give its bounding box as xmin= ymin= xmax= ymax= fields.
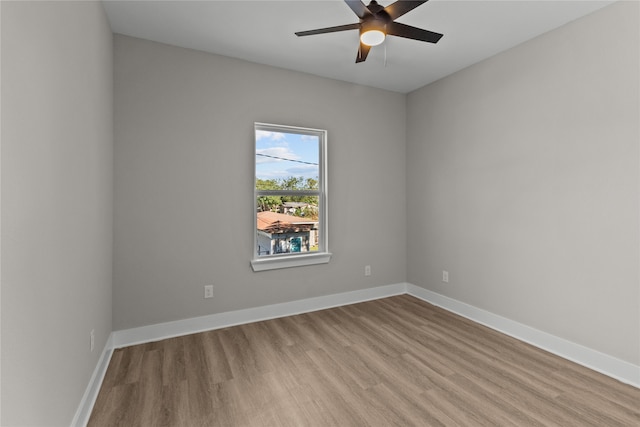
xmin=361 ymin=12 xmax=391 ymax=34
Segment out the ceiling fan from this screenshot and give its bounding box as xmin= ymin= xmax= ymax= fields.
xmin=295 ymin=0 xmax=443 ymax=63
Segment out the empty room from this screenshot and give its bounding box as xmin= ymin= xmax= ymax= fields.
xmin=1 ymin=0 xmax=639 ymax=426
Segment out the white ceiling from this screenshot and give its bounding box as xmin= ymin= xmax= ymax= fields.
xmin=102 ymin=0 xmax=615 ymax=93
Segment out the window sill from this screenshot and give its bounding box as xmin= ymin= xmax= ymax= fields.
xmin=251 ymin=252 xmax=332 ymax=272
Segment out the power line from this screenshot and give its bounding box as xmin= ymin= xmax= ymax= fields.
xmin=256 ymin=153 xmax=318 ymax=166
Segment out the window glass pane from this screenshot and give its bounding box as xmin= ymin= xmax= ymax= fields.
xmin=255 ymin=130 xmax=319 ymax=186
xmin=256 ymin=196 xmax=320 ymax=257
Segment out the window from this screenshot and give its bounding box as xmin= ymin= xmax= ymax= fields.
xmin=251 ymin=123 xmax=331 ymax=271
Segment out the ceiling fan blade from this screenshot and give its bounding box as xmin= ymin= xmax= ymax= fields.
xmin=356 ymin=42 xmax=371 ymax=63
xmin=384 ymin=1 xmax=429 ymax=21
xmin=344 ymin=0 xmax=372 ymax=19
xmin=387 ymin=22 xmax=443 ymax=43
xmin=295 ymin=23 xmax=360 ymax=37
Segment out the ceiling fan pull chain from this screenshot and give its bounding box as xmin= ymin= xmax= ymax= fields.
xmin=384 ymin=43 xmax=387 ymax=67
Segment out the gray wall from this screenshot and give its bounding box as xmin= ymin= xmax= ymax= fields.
xmin=1 ymin=1 xmax=113 ymax=425
xmin=407 ymin=1 xmax=639 ymax=365
xmin=113 ymin=35 xmax=407 ymax=330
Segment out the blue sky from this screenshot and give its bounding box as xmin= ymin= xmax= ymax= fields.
xmin=255 ymin=130 xmax=319 ymax=181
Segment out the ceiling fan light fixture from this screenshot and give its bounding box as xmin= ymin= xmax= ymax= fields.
xmin=360 ymin=29 xmax=386 ymax=46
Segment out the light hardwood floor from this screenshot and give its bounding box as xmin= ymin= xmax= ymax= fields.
xmin=88 ymin=295 xmax=640 ymax=426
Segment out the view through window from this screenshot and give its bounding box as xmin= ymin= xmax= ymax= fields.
xmin=252 ymin=123 xmax=329 ymax=271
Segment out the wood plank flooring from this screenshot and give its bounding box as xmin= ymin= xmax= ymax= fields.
xmin=88 ymin=295 xmax=640 ymax=426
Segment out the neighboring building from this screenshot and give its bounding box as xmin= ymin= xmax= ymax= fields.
xmin=279 ymin=201 xmax=315 ymax=215
xmin=256 ymin=211 xmax=318 ymax=256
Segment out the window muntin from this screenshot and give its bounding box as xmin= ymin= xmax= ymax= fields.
xmin=252 ymin=123 xmax=330 ymax=271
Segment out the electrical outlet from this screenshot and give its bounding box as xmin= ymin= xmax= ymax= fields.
xmin=442 ymin=270 xmax=449 ymax=283
xmin=204 ymin=285 xmax=214 ymax=299
xmin=364 ymin=265 xmax=371 ymax=276
xmin=90 ymin=329 xmax=95 ymax=352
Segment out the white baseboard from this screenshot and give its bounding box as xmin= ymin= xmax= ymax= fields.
xmin=71 ymin=333 xmax=114 ymax=427
xmin=112 ymin=283 xmax=408 ymax=348
xmin=406 ymin=284 xmax=640 ymax=388
xmin=76 ymin=281 xmax=639 ymax=425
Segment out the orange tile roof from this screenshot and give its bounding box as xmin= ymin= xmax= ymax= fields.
xmin=257 ymin=211 xmax=317 ymax=234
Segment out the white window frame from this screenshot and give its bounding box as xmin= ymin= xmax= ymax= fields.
xmin=251 ymin=123 xmax=331 ymax=272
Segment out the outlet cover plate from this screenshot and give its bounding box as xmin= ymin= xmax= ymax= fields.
xmin=204 ymin=285 xmax=214 ymax=299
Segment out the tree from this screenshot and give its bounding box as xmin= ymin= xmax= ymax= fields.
xmin=256 ymin=178 xmax=282 ymax=212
